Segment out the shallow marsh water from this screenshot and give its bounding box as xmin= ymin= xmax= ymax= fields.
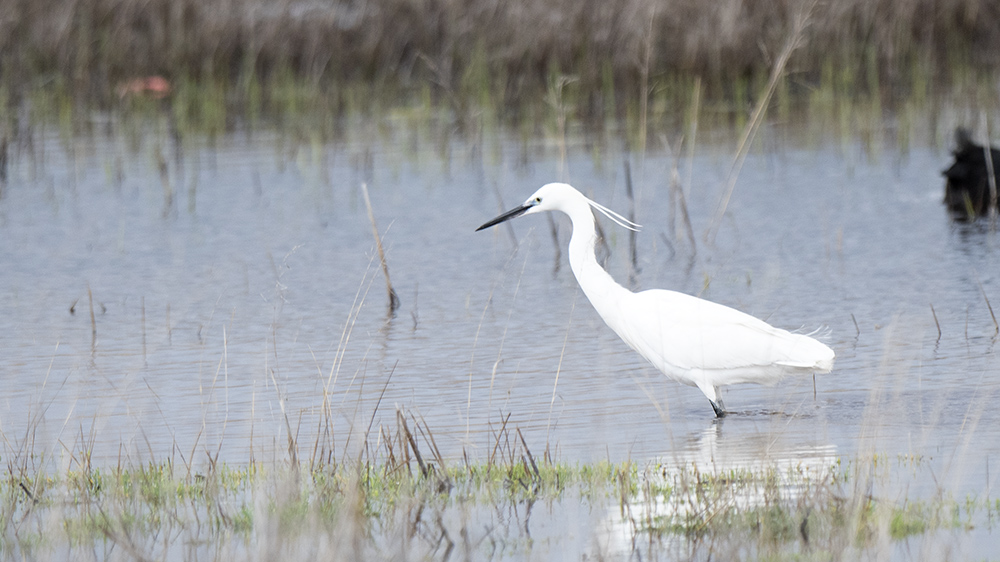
xmin=1 ymin=118 xmax=998 ymax=557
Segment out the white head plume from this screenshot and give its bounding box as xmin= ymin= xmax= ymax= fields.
xmin=586 ymin=197 xmax=642 ymax=232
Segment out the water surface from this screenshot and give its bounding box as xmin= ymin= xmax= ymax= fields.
xmin=1 ymin=122 xmax=997 ymax=492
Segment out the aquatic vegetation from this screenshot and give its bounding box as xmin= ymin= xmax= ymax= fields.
xmin=2 ymin=0 xmax=1000 ymax=136
xmin=0 ymin=434 xmax=993 ymax=561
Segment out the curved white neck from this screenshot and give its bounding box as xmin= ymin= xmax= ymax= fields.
xmin=564 ymin=200 xmax=629 ymax=321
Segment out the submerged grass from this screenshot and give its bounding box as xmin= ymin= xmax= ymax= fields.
xmin=1 ymin=420 xmax=996 ymax=561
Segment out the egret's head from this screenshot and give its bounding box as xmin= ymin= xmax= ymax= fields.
xmin=522 ymin=183 xmax=581 ymax=214
xmin=476 ymin=183 xmax=641 ymax=232
xmin=475 ymin=183 xmax=570 ymax=231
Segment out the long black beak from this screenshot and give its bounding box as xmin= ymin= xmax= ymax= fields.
xmin=475 ymin=203 xmax=533 ymax=231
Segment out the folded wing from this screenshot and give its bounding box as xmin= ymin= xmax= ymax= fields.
xmin=609 ymin=289 xmax=834 ymax=386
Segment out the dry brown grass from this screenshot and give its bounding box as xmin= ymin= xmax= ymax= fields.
xmin=1 ymin=0 xmax=998 ymax=119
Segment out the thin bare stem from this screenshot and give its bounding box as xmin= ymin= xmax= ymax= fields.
xmin=977 ymin=278 xmax=999 ymax=336
xmin=685 ymin=76 xmax=701 ymax=223
xmin=397 ymin=410 xmax=426 ymax=476
xmin=930 ymin=303 xmax=942 ymax=342
xmin=487 ymin=411 xmax=512 ymax=475
xmin=490 ymin=181 xmax=518 ymax=246
xmin=87 ymin=285 xmax=97 ymax=353
xmin=706 ymin=3 xmax=815 ymax=244
xmin=662 ymin=134 xmax=696 ymax=254
xmin=546 ymin=292 xmax=577 ymax=442
xmin=638 ymin=8 xmax=654 ymax=159
xmin=624 ymin=159 xmax=639 ymax=284
xmin=979 ymin=112 xmax=998 ymax=229
xmin=365 ymin=361 xmax=397 ymax=448
xmin=140 ymin=296 xmax=146 ymax=364
xmin=361 ymin=182 xmax=400 ymax=314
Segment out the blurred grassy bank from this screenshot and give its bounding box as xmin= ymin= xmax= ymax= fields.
xmin=1 ymin=0 xmax=999 ymax=134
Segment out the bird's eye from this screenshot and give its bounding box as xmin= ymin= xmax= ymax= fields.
xmin=533 ymin=197 xmax=541 ymax=203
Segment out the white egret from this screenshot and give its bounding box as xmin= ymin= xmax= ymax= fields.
xmin=476 ymin=183 xmax=835 ymax=417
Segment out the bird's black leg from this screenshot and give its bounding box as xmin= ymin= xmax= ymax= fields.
xmin=710 ymin=397 xmax=727 ymax=418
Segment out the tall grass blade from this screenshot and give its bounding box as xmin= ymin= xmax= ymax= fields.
xmin=706 ymin=2 xmax=815 ymax=244
xmin=361 ymin=182 xmax=401 ymax=315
